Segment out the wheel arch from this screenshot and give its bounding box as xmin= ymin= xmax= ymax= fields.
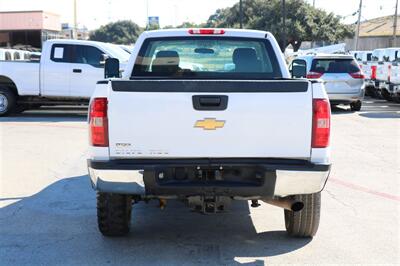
xmin=0 ymin=75 xmax=18 ymax=97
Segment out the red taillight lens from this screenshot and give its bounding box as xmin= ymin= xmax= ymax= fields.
xmin=371 ymin=66 xmax=377 ymax=80
xmin=312 ymin=99 xmax=331 ymax=148
xmin=89 ymin=98 xmax=108 ymax=147
xmin=349 ymin=71 xmax=365 ymax=79
xmin=388 ymin=65 xmax=391 ymax=82
xmin=306 ymin=72 xmax=323 ymax=79
xmin=188 ymin=28 xmax=225 ymax=35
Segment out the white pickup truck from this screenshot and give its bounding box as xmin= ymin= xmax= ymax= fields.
xmin=87 ymin=29 xmax=332 ymax=238
xmin=381 ymin=48 xmax=400 ymax=101
xmin=389 ymin=49 xmax=400 ymax=102
xmin=354 ymin=51 xmax=374 ymax=94
xmin=0 ymin=39 xmax=129 ymax=116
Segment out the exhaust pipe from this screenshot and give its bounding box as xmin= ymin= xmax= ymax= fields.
xmin=262 ymin=197 xmax=304 ymax=212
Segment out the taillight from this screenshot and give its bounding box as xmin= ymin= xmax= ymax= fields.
xmin=306 ymin=72 xmax=323 ymax=79
xmin=188 ymin=28 xmax=225 ymax=35
xmin=371 ymin=66 xmax=377 ymax=80
xmin=388 ymin=65 xmax=391 ymax=83
xmin=312 ymin=99 xmax=331 ymax=148
xmin=89 ymin=97 xmax=108 ymax=147
xmin=349 ymin=71 xmax=365 ymax=79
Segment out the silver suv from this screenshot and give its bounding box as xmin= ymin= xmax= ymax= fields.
xmin=291 ymin=54 xmax=365 ymax=111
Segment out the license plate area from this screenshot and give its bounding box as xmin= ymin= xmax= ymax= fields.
xmin=142 ymin=165 xmax=277 ymax=197
xmin=153 ymin=166 xmax=267 ymax=187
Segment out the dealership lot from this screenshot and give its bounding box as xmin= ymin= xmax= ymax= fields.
xmin=0 ymin=99 xmax=399 ymax=265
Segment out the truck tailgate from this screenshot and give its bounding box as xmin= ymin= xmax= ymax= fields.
xmin=107 ymin=79 xmax=312 ymax=159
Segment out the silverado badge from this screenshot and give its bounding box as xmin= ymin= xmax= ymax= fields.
xmin=194 ymin=118 xmax=225 ymax=130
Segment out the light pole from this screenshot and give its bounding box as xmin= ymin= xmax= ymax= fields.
xmin=311 ymin=0 xmax=316 ymax=48
xmin=354 ymin=0 xmax=363 ymax=51
xmin=393 ymin=0 xmax=398 ymax=46
xmin=282 ymin=0 xmax=286 ymax=52
xmin=146 ymin=0 xmax=149 ymax=30
xmin=73 ymin=0 xmax=77 ymax=39
xmin=239 ymin=0 xmax=243 ymax=29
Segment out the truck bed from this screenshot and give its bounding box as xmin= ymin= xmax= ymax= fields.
xmin=0 ymin=61 xmax=40 ymax=95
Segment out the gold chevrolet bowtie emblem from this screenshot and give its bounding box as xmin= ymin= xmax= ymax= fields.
xmin=194 ymin=118 xmax=225 ymax=130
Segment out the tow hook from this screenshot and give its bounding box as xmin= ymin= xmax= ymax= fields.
xmin=188 ymin=196 xmax=231 ymax=214
xmin=159 ymin=198 xmax=167 ymax=210
xmin=251 ymin=200 xmax=261 ymax=208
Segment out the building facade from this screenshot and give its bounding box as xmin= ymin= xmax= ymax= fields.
xmin=0 ymin=10 xmax=61 ymax=49
xmin=345 ymin=15 xmax=400 ymax=51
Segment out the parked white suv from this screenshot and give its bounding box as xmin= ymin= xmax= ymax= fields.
xmin=88 ymin=28 xmax=331 ymax=238
xmin=293 ymin=54 xmax=365 ymax=111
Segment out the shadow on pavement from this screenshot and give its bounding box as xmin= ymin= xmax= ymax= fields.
xmin=358 ymin=112 xmax=400 ymax=119
xmin=0 ymin=107 xmax=87 ymax=123
xmin=331 ymin=97 xmax=400 ymax=116
xmin=0 ymin=175 xmax=311 ymax=265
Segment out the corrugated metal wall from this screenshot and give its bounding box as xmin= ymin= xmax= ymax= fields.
xmin=345 ymin=36 xmax=399 ymax=51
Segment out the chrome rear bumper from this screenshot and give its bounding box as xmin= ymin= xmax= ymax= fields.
xmin=88 ymin=159 xmax=331 ymax=197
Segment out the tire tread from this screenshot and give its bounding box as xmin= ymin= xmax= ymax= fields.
xmin=97 ymin=192 xmax=132 ymax=237
xmin=284 ymin=192 xmax=321 ymax=238
xmin=0 ymin=86 xmax=17 ymax=116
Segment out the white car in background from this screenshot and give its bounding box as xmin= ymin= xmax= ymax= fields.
xmin=119 ymin=45 xmax=134 ymax=54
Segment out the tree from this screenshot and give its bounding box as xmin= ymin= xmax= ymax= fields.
xmin=89 ymin=20 xmax=142 ymax=44
xmin=163 ymin=22 xmax=205 ymax=29
xmin=206 ymin=0 xmax=354 ymax=51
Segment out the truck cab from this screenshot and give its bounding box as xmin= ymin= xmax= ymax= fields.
xmin=355 ymin=51 xmax=372 ymax=82
xmin=39 ymin=39 xmax=130 ymax=97
xmin=372 ymin=49 xmax=385 ymax=81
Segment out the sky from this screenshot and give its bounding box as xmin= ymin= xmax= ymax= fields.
xmin=0 ymin=0 xmax=397 ymax=30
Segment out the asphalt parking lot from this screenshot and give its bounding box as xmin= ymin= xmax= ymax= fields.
xmin=0 ymin=98 xmax=399 ymax=265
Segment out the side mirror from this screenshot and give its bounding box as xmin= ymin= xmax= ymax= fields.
xmin=290 ymin=59 xmax=307 ymax=78
xmin=104 ymin=58 xmax=120 ymax=78
xmin=100 ymin=54 xmax=109 ymax=66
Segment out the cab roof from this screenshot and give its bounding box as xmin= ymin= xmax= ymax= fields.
xmin=296 ymin=53 xmax=355 ymax=60
xmin=141 ymin=28 xmax=273 ymax=39
xmin=45 ymin=39 xmax=109 ymax=46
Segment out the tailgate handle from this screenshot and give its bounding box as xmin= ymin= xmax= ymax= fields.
xmin=200 ymin=97 xmax=221 ymax=106
xmin=192 ymin=95 xmax=228 ymax=111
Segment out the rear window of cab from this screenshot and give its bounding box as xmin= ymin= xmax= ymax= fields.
xmin=131 ymin=37 xmax=282 ymax=79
